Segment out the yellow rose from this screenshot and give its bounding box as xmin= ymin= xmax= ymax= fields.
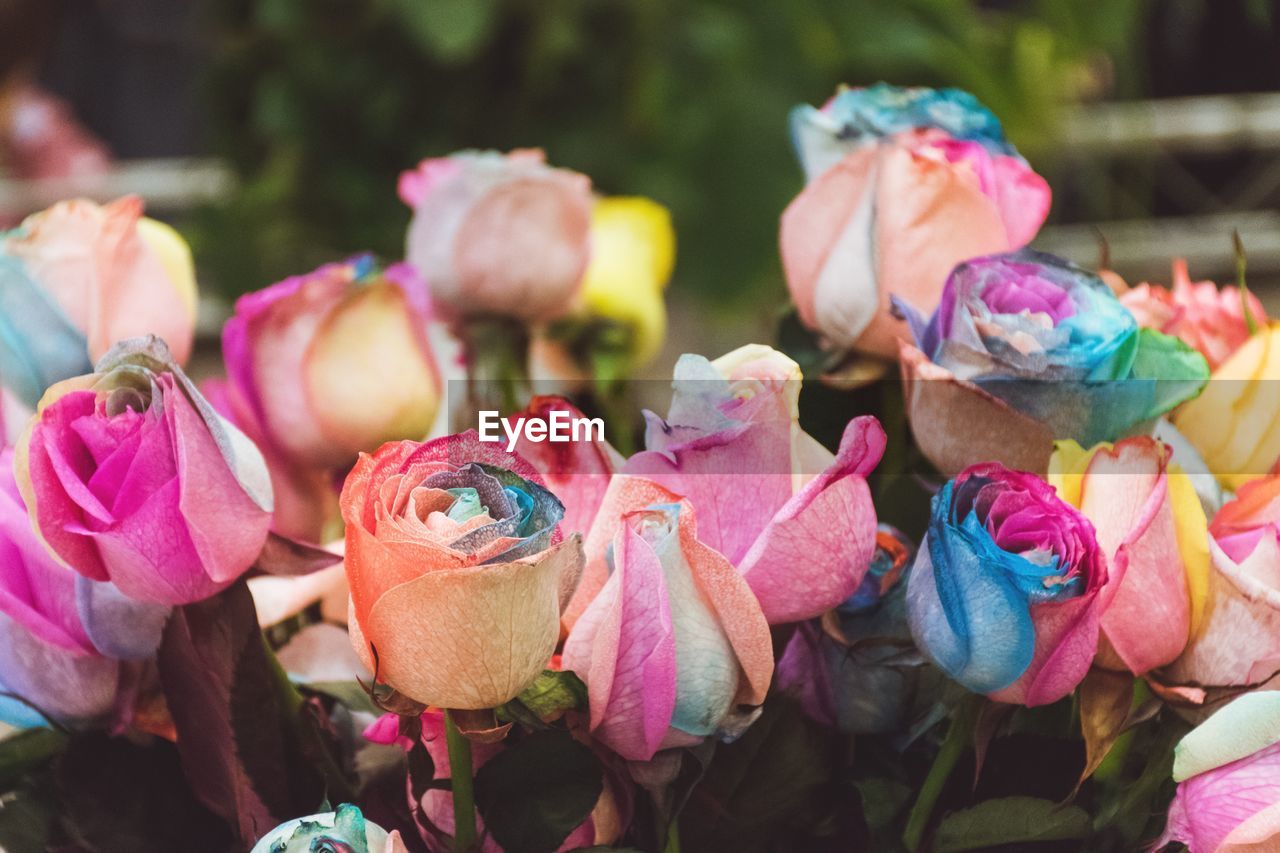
xmin=1174 ymin=323 xmax=1280 ymax=491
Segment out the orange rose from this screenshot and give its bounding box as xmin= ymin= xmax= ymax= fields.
xmin=343 ymin=433 xmax=583 ymax=710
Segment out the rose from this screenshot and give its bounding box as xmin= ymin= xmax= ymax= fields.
xmin=1049 ymin=437 xmax=1209 ymax=674
xmin=13 ymin=337 xmax=274 ymax=604
xmin=906 ymin=463 xmax=1106 ymax=705
xmin=1157 ymin=692 xmax=1280 ymax=852
xmin=0 ymin=197 xmax=197 ymax=407
xmin=364 ymin=710 xmax=625 ymax=851
xmin=0 ymin=447 xmax=167 ymax=726
xmin=222 ymin=255 xmax=442 ymax=471
xmin=776 ymin=527 xmax=924 ymax=734
xmin=780 ymin=84 xmax=1050 ymax=358
xmin=343 ymin=432 xmax=583 ymax=710
xmin=535 ymin=195 xmax=677 ymax=382
xmin=218 ymin=256 xmax=441 ymax=541
xmin=399 ymin=149 xmax=594 ymax=322
xmin=585 ymin=344 xmax=884 ymax=627
xmin=561 ymin=480 xmax=773 ymax=761
xmin=898 ymin=250 xmax=1210 ymax=477
xmin=508 ymin=396 xmax=623 ymax=539
xmin=1120 ymin=259 xmax=1266 ymax=370
xmin=1163 ymin=475 xmax=1280 ymax=689
xmin=1174 ymin=324 xmax=1280 ymax=491
xmin=250 ymin=804 xmax=408 ymax=853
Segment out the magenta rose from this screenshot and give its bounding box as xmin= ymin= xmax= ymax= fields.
xmin=15 ymin=336 xmax=274 ymax=604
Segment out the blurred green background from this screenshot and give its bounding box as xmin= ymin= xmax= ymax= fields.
xmin=196 ymin=0 xmax=1145 ymax=306
xmin=6 ymin=0 xmax=1280 ymax=351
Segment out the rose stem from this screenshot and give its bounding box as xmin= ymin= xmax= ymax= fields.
xmin=444 ymin=710 xmax=478 ymax=851
xmin=901 ymin=695 xmax=981 ymax=851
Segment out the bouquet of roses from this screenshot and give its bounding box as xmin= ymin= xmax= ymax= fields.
xmin=0 ymin=86 xmax=1277 ymax=853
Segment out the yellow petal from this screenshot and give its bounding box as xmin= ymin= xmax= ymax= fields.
xmin=1047 ymin=439 xmax=1103 ymax=508
xmin=305 ymin=282 xmax=440 ymax=458
xmin=356 ymin=537 xmax=583 ymax=709
xmin=579 ymin=196 xmax=675 ymax=365
xmin=1167 ymin=463 xmax=1210 ymax=637
xmin=135 ymin=217 xmax=198 ymax=323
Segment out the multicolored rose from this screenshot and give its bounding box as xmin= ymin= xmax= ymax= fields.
xmin=14 ymin=337 xmax=273 ymax=605
xmin=907 ymin=462 xmax=1106 ymax=705
xmin=217 ymin=256 xmax=442 ymax=541
xmin=781 ymin=84 xmax=1050 ymax=358
xmin=400 ymin=149 xmax=594 ymax=323
xmin=1050 ymin=437 xmax=1209 ymax=675
xmin=562 ymin=480 xmax=773 ymax=761
xmin=250 ymin=804 xmax=408 ymax=853
xmin=608 ymin=344 xmax=885 ymax=626
xmin=0 ymin=197 xmax=197 ymax=408
xmin=343 ymin=433 xmax=583 ymax=710
xmin=899 ymin=249 xmax=1210 ymax=476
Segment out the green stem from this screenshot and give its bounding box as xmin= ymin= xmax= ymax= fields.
xmin=445 ymin=710 xmax=477 ymax=852
xmin=902 ymin=696 xmax=981 ymax=852
xmin=663 ymin=821 xmax=682 ymax=853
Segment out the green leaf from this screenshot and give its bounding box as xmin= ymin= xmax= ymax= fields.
xmin=932 ymin=797 xmax=1091 ymax=853
xmin=474 ymin=729 xmax=603 ymax=853
xmin=681 ymin=695 xmax=846 ymax=852
xmin=0 ymin=775 xmax=57 ymax=851
xmin=388 ymin=0 xmax=499 ymax=62
xmin=498 ymin=669 xmax=589 ymax=726
xmin=55 ymin=734 xmax=233 ymax=853
xmin=0 ymin=728 xmax=66 ymax=789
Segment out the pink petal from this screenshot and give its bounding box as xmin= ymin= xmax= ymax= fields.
xmin=562 ymin=524 xmax=677 ymax=762
xmin=738 ymin=416 xmax=885 ymax=623
xmin=1081 ymin=438 xmax=1191 ymax=674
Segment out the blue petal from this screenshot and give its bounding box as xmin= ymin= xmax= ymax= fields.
xmin=0 ymin=256 xmax=91 ymax=407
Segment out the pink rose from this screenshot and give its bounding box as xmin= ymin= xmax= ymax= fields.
xmin=562 ymin=480 xmax=773 ymax=761
xmin=400 ymin=149 xmax=593 ymax=322
xmin=1121 ymin=259 xmax=1267 ymax=369
xmin=15 ymin=337 xmax=274 ymax=604
xmin=1050 ymin=438 xmax=1209 ymax=675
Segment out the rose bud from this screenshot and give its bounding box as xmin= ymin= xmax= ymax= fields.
xmin=907 ymin=462 xmax=1107 ymax=706
xmin=343 ymin=433 xmax=583 ymax=710
xmin=1050 ymin=437 xmax=1209 ymax=675
xmin=0 ymin=197 xmax=197 ymax=407
xmin=562 ymin=478 xmax=773 ymax=761
xmin=898 ymin=250 xmax=1210 ymax=477
xmin=14 ymin=336 xmax=274 ymax=604
xmin=781 ymin=84 xmax=1050 ymax=358
xmin=399 ymin=149 xmax=594 ymax=323
xmin=607 ymin=344 xmax=884 ymax=627
xmin=221 ymin=255 xmax=441 ymax=474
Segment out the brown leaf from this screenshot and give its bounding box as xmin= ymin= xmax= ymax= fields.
xmin=1077 ymin=669 xmax=1135 ymax=789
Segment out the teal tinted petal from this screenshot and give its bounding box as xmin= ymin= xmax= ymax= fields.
xmin=0 ymin=257 xmax=91 ymax=407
